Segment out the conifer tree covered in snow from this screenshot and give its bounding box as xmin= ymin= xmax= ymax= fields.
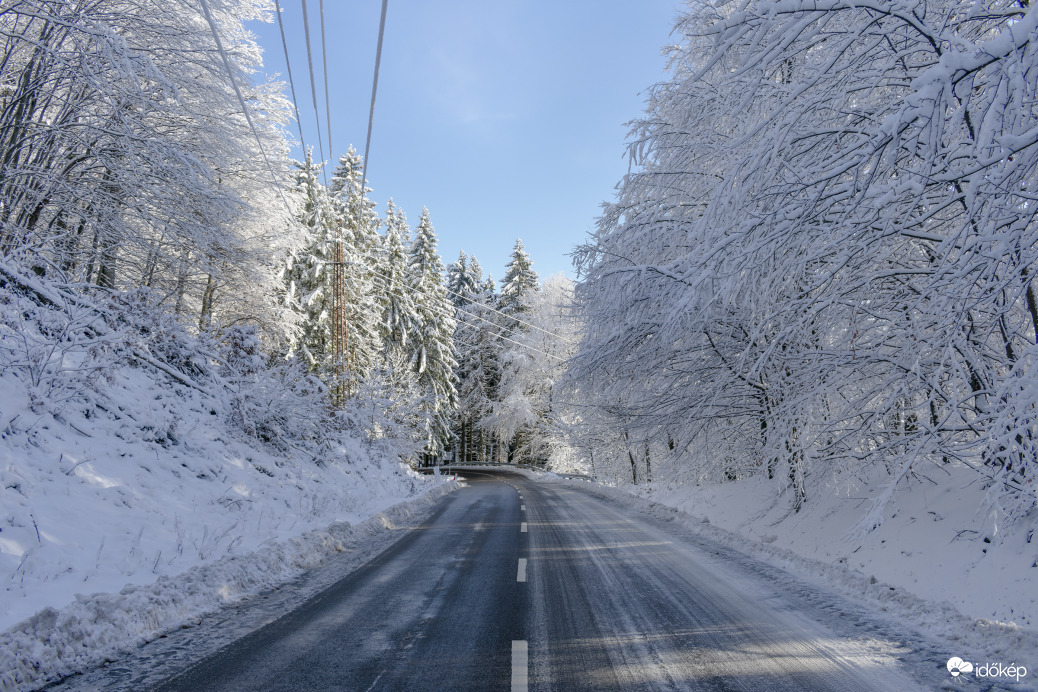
xmin=484 ymin=239 xmax=541 ymax=462
xmin=328 ymin=147 xmax=382 ymax=386
xmin=377 ymin=200 xmax=418 ymax=358
xmin=498 ymin=239 xmax=539 ymax=330
xmin=448 ymin=253 xmax=501 ymax=462
xmin=283 ymin=149 xmax=335 ymax=370
xmin=571 ymin=0 xmax=1038 ymax=521
xmin=407 ymin=209 xmax=458 ymax=455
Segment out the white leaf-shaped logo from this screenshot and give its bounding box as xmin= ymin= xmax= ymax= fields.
xmin=947 ymin=657 xmax=974 ymax=677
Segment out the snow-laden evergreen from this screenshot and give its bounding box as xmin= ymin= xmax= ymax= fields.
xmin=327 ymin=147 xmax=383 ymax=387
xmin=483 ymin=240 xmax=541 ymax=462
xmin=283 ymin=150 xmax=336 ymax=370
xmin=377 ymin=201 xmax=418 ymax=358
xmin=407 ymin=209 xmax=459 ymax=456
xmin=448 ymin=253 xmax=501 ymax=463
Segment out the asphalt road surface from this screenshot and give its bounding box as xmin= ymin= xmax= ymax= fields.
xmin=148 ymin=469 xmax=928 ymax=691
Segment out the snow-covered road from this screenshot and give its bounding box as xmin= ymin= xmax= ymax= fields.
xmin=62 ymin=470 xmax=963 ymax=690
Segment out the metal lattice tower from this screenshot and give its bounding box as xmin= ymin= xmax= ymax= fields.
xmin=331 ymin=222 xmax=349 ymax=404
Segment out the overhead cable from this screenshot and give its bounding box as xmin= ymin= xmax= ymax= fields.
xmin=332 ymin=250 xmax=568 ymax=362
xmin=440 ymin=281 xmax=577 ymax=344
xmin=299 ymin=0 xmax=328 ymax=178
xmin=273 ymin=0 xmax=309 ymax=158
xmin=197 ymin=0 xmax=292 ymax=217
xmin=319 ymin=0 xmax=333 ymax=159
xmin=361 ymin=0 xmax=389 ymax=191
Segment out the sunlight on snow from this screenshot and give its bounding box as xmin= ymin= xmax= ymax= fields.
xmin=72 ymin=463 xmax=121 ymax=489
xmin=571 ymin=634 xmax=900 ymax=685
xmin=0 ymin=537 xmax=25 ymax=557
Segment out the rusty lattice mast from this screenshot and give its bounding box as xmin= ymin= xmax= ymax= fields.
xmin=331 ymin=219 xmax=349 ymax=404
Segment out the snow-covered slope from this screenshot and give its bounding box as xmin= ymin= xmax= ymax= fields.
xmin=625 ymin=467 xmax=1037 ymax=630
xmin=0 ymin=279 xmax=453 ymax=691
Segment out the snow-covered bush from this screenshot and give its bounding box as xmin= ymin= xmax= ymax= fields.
xmin=0 ymin=283 xmax=116 ymax=415
xmin=213 ymin=325 xmax=330 ymax=450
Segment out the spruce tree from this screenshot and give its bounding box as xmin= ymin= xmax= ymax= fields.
xmin=448 ymin=252 xmax=497 ymax=462
xmin=327 ymin=146 xmax=381 ymax=388
xmin=283 ymin=149 xmax=336 ymax=371
xmin=488 ymin=239 xmax=540 ymax=462
xmin=499 ymin=238 xmax=539 ymax=329
xmin=377 ymin=199 xmax=418 ymax=358
xmin=407 ymin=208 xmax=459 ymax=457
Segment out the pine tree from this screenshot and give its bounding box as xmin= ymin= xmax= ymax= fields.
xmin=376 ymin=200 xmax=418 ymax=358
xmin=488 ymin=239 xmax=540 ymax=462
xmin=499 ymin=239 xmax=539 ymax=329
xmin=447 ymin=251 xmax=480 ymax=308
xmin=407 ymin=208 xmax=458 ymax=457
xmin=448 ymin=252 xmax=498 ymax=462
xmin=327 ymin=146 xmax=381 ymax=388
xmin=283 ymin=149 xmax=336 ymax=371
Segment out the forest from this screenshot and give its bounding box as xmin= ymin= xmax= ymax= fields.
xmin=0 ymin=0 xmax=577 ymax=474
xmin=1 ymin=0 xmax=1035 ymax=528
xmin=570 ymin=0 xmax=1038 ymax=525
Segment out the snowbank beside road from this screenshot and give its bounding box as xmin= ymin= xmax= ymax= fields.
xmin=0 ymin=460 xmax=457 ymax=692
xmin=0 ymin=286 xmax=458 ymax=691
xmin=520 ymin=469 xmax=1038 ymax=687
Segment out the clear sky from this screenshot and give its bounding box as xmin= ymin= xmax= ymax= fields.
xmin=247 ymin=1 xmax=682 ymax=283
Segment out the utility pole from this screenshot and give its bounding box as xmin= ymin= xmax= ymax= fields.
xmin=331 ymin=220 xmax=349 ymax=404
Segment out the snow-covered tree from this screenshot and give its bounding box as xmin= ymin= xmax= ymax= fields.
xmin=482 ymin=239 xmax=541 ymax=462
xmin=448 ymin=253 xmax=499 ymax=462
xmin=571 ymin=0 xmax=1038 ymax=520
xmin=501 ymin=274 xmax=580 ymax=466
xmin=0 ymin=0 xmax=293 ymax=337
xmin=327 ymin=146 xmax=382 ymax=389
xmin=283 ymin=150 xmax=335 ymax=369
xmin=498 ymin=239 xmax=539 ymax=329
xmin=407 ymin=208 xmax=458 ymax=456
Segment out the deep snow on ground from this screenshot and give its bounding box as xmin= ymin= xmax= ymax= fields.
xmin=513 ymin=468 xmax=1037 ymax=689
xmin=628 ymin=466 xmax=1037 ymax=629
xmin=0 ymin=354 xmax=452 ymax=691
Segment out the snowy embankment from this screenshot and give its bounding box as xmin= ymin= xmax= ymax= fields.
xmin=520 ymin=469 xmax=1038 ymax=681
xmin=0 ymin=278 xmax=458 ymax=691
xmin=0 ymin=360 xmax=456 ymax=691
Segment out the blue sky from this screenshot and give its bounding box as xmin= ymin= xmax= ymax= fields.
xmin=248 ymin=1 xmax=681 ymax=283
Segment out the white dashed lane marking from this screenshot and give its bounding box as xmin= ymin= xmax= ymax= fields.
xmin=517 ymin=558 xmax=527 ymax=582
xmin=521 ymin=522 xmax=527 ymax=533
xmin=511 ymin=640 xmax=528 ymax=692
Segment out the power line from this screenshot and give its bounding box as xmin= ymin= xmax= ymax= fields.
xmin=361 ymin=0 xmax=389 ymax=191
xmin=319 ymin=0 xmax=333 ymax=160
xmin=273 ymin=0 xmax=308 ymax=158
xmin=451 ymin=307 xmax=569 ymax=364
xmin=197 ymin=0 xmax=292 ymax=217
xmin=299 ymin=0 xmax=328 ymax=180
xmin=440 ymin=280 xmax=577 ymax=344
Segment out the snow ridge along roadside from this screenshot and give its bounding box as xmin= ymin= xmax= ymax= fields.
xmin=517 ymin=470 xmax=1038 ymax=689
xmin=0 ymin=480 xmax=458 ymax=692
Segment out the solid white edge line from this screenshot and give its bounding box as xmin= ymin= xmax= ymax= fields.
xmin=517 ymin=558 xmax=527 ymax=582
xmin=511 ymin=640 xmax=528 ymax=692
